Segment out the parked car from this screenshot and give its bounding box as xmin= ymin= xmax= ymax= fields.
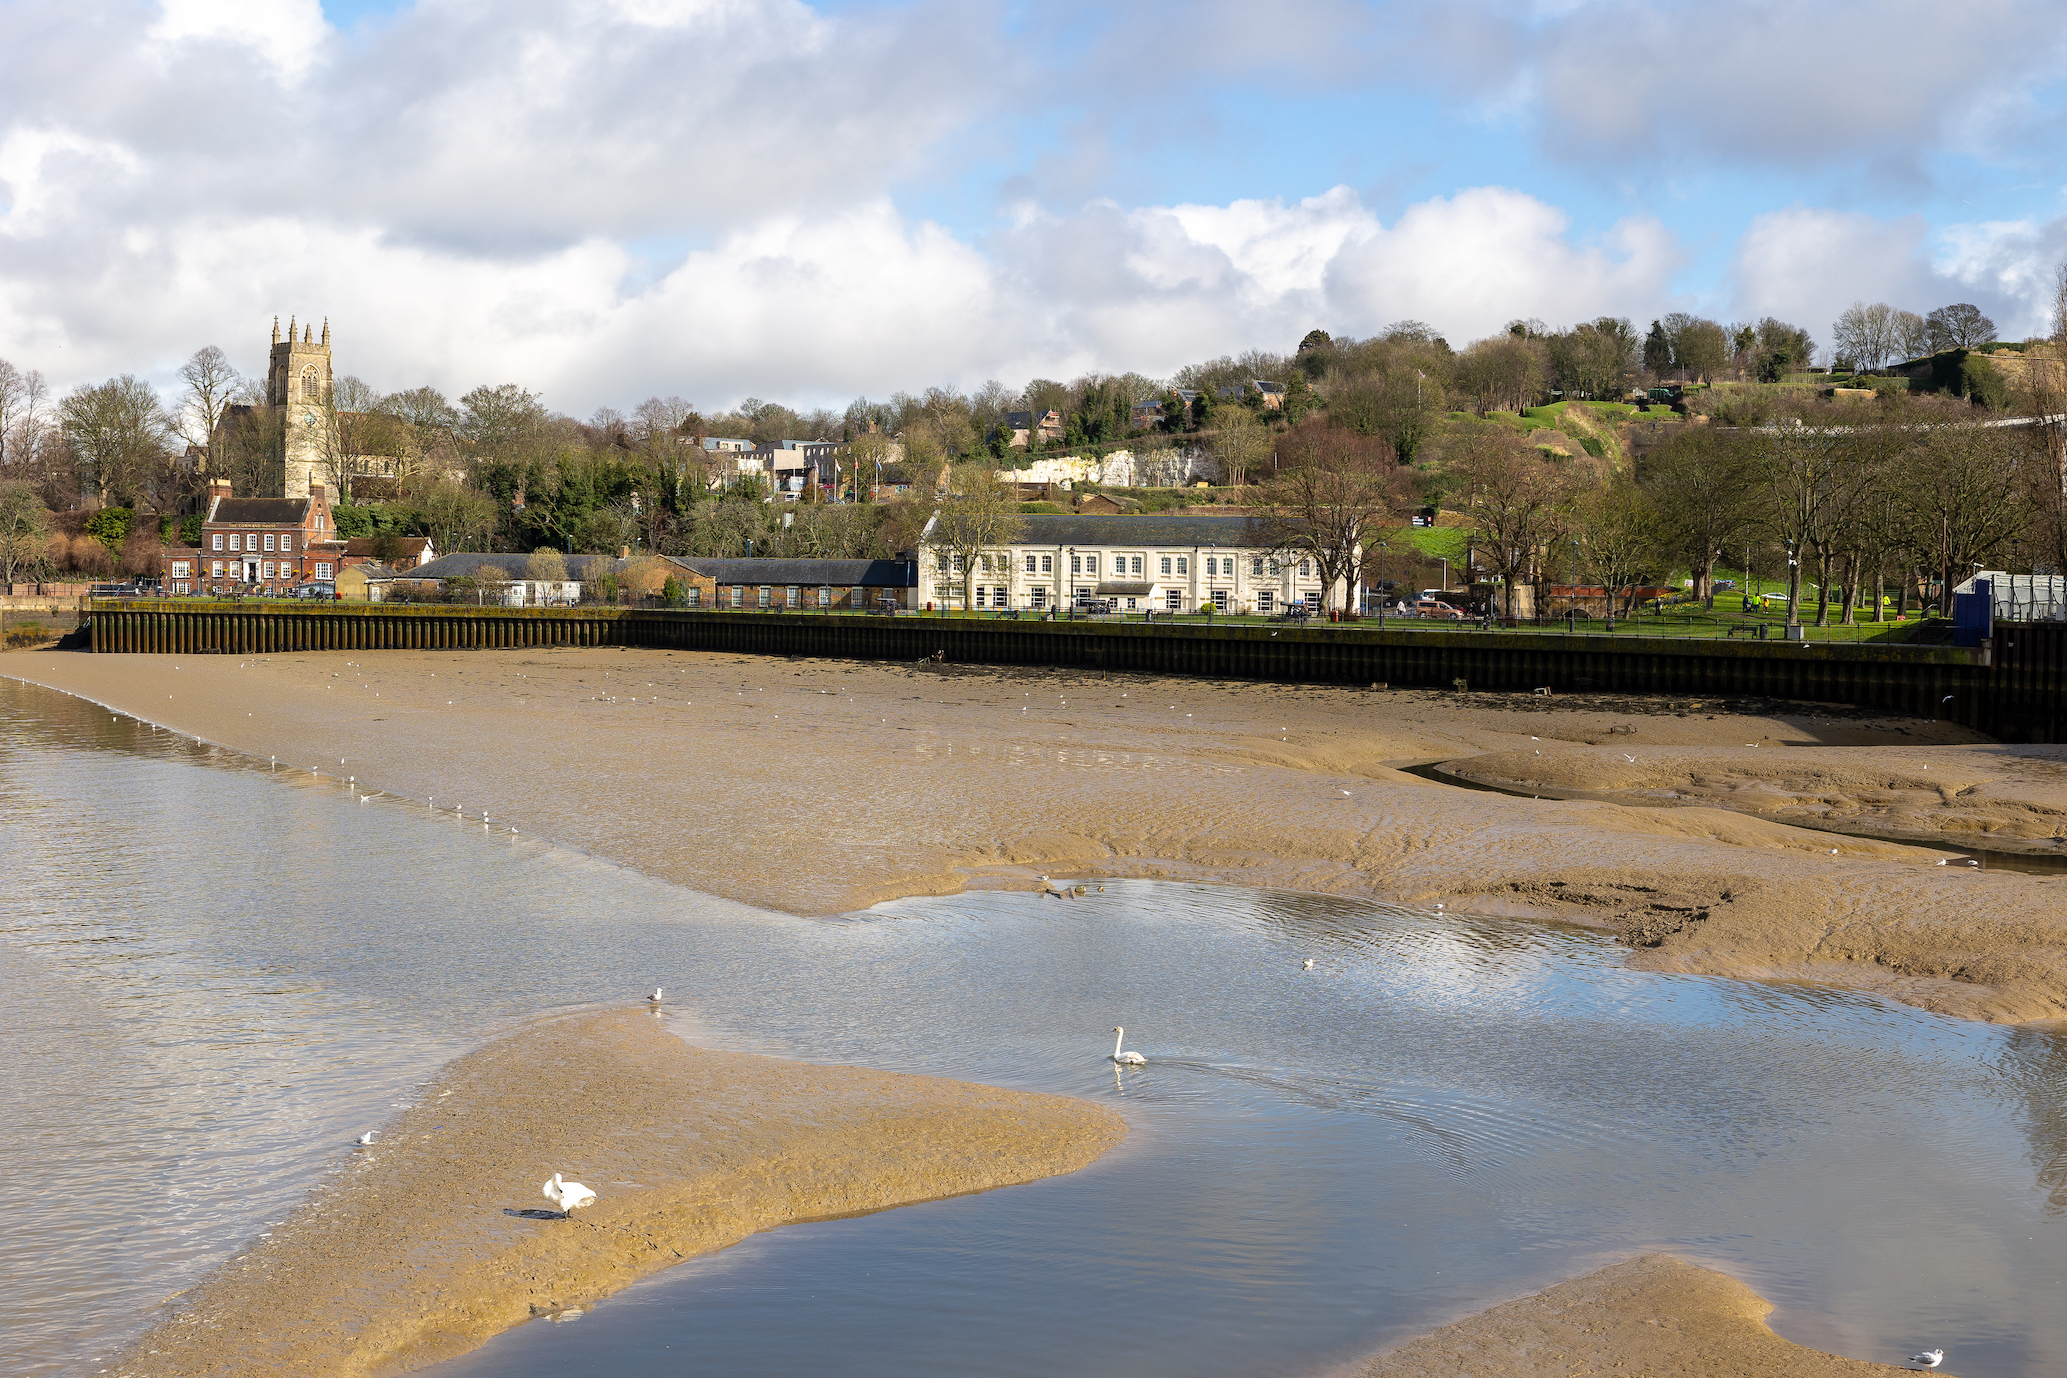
xmin=1411 ymin=599 xmax=1466 ymax=619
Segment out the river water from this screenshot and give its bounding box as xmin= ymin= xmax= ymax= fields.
xmin=3 ymin=676 xmax=2064 ymax=1377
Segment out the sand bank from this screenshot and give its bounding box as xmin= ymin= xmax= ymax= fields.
xmin=111 ymin=1008 xmax=1123 ymax=1378
xmin=1357 ymin=1255 xmax=1916 ymax=1376
xmin=17 ymin=646 xmax=2067 ymax=1023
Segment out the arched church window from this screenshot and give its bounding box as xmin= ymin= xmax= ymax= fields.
xmin=302 ymin=366 xmax=320 ymax=401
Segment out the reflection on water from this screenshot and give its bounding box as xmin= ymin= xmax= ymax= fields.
xmin=3 ymin=678 xmax=2066 ymax=1378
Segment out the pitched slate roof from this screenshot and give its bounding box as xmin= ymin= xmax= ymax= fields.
xmin=210 ymin=498 xmax=312 ymax=524
xmin=405 ymin=552 xmax=623 ymax=582
xmin=1011 ymin=512 xmax=1267 ymax=548
xmin=667 ymin=557 xmax=917 ymax=587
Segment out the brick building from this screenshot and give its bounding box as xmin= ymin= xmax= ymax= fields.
xmin=166 ymin=478 xmax=341 ymax=596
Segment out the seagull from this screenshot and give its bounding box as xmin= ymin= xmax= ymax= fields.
xmin=1621 ymin=753 xmax=1635 ymax=763
xmin=356 ymin=1131 xmax=378 ymax=1146
xmin=1302 ymin=958 xmax=1315 ymax=970
xmin=647 ymin=988 xmax=663 ymax=1005
xmin=1338 ymin=788 xmax=1352 ymax=797
xmin=542 ymin=1173 xmax=597 ymax=1215
xmin=1910 ymin=1349 xmax=1943 ymax=1370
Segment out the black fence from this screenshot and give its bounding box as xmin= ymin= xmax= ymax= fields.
xmin=85 ymin=601 xmax=2064 ymax=741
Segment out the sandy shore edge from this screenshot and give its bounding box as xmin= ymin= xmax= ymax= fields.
xmin=1352 ymin=1254 xmax=1917 ymax=1376
xmin=109 ymin=1009 xmax=1125 ymax=1378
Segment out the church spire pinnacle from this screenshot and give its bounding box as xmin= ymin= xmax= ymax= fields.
xmin=321 ymin=317 xmax=330 ymax=346
xmin=272 ymin=315 xmax=280 ymax=344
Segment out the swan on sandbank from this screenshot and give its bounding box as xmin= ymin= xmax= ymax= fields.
xmin=1110 ymin=1027 xmax=1145 ymax=1065
xmin=542 ymin=1173 xmax=598 ymax=1214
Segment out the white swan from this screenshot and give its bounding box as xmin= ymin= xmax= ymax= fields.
xmin=1110 ymin=1027 xmax=1145 ymax=1065
xmin=542 ymin=1173 xmax=598 ymax=1214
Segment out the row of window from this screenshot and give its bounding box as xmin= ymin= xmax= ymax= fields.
xmin=686 ymin=585 xmax=870 ymax=609
xmin=173 ymin=559 xmax=332 ymax=581
xmin=209 ymin=532 xmax=298 ymax=553
xmin=960 ymin=586 xmax=1320 ymax=613
xmin=944 ymin=552 xmax=1313 ymax=580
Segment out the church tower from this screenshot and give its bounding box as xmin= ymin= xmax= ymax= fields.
xmin=265 ymin=315 xmax=337 ymax=499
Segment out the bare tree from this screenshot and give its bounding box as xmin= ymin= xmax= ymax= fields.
xmin=1926 ymin=303 xmax=1996 ymax=352
xmin=925 ymin=461 xmax=1025 ymax=609
xmin=0 ymin=479 xmax=51 ymax=586
xmin=1892 ymin=309 xmax=1930 ymax=362
xmin=1832 ymin=302 xmax=1899 ymax=372
xmin=1257 ymin=422 xmax=1412 ymax=614
xmin=1211 ymin=406 xmax=1272 ymax=487
xmin=1645 ymin=425 xmax=1754 ymax=607
xmin=1573 ymin=476 xmax=1663 ymax=619
xmin=60 ymin=376 xmax=176 ymax=507
xmin=176 ymin=346 xmax=242 ymax=466
xmin=1446 ymin=426 xmax=1573 ymax=619
xmin=0 ymin=359 xmax=51 ymax=469
xmin=1453 ymin=335 xmax=1547 ymax=413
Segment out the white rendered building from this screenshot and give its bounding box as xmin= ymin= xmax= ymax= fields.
xmin=921 ymin=513 xmax=1334 ymax=614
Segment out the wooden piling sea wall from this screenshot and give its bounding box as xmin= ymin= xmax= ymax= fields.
xmin=84 ymin=601 xmax=2066 ymax=741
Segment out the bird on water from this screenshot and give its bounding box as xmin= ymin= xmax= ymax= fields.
xmin=647 ymin=988 xmax=663 ymax=1005
xmin=1302 ymin=958 xmax=1315 ymax=970
xmin=542 ymin=1173 xmax=597 ymax=1215
xmin=1910 ymin=1349 xmax=1943 ymax=1370
xmin=1110 ymin=1027 xmax=1145 ymax=1065
xmin=356 ymin=1131 xmax=378 ymax=1146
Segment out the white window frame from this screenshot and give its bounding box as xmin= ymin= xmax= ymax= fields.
xmin=1024 ymin=554 xmax=1037 ymax=573
xmin=211 ymin=533 xmax=223 ymax=551
xmin=227 ymin=534 xmax=240 ymax=552
xmin=263 ymin=561 xmax=276 ymax=579
xmin=1040 ymin=555 xmax=1053 ymax=573
xmin=314 ymin=562 xmax=332 ymax=579
xmin=1258 ymin=590 xmax=1275 ymax=612
xmin=1166 ymin=589 xmax=1181 ymax=610
xmin=263 ymin=533 xmax=275 ymax=551
xmin=1159 ymin=556 xmax=1171 ymax=576
xmin=1211 ymin=589 xmax=1229 ymax=611
xmin=1176 ymin=556 xmax=1188 ymax=575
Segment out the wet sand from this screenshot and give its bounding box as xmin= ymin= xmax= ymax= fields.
xmin=17 ymin=647 xmax=2067 ymax=1023
xmin=1357 ymin=1255 xmax=1915 ymax=1376
xmin=14 ymin=648 xmax=2054 ymax=1378
xmin=110 ymin=1009 xmax=1124 ymax=1378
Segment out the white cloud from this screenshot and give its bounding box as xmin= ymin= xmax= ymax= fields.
xmin=147 ymin=0 xmax=329 ymax=79
xmin=1731 ymin=207 xmax=2067 ymax=347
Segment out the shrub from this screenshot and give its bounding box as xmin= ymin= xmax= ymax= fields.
xmin=1579 ymin=436 xmax=1605 ymax=459
xmin=84 ymin=507 xmax=133 ymax=551
xmin=661 ymin=575 xmax=684 ymax=606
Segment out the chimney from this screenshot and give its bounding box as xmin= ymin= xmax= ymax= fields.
xmin=310 ymin=481 xmax=325 ymax=501
xmin=206 ymin=477 xmax=232 ymax=520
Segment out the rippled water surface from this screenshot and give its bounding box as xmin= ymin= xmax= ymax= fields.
xmin=3 ymin=676 xmax=2065 ymax=1378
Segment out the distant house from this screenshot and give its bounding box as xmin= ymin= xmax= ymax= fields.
xmin=1003 ymin=410 xmax=1065 ymax=448
xmin=757 ymin=439 xmax=848 ymax=498
xmin=700 ymin=437 xmax=755 ymax=453
xmin=1216 ymin=380 xmax=1286 ymax=410
xmin=663 ymin=556 xmax=918 ymax=611
xmin=168 ymin=478 xmax=341 ymax=596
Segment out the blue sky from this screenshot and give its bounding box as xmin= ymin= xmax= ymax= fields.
xmin=2 ymin=0 xmax=2064 ymax=413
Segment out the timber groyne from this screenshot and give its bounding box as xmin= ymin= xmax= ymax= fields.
xmin=84 ymin=601 xmax=2067 ymax=742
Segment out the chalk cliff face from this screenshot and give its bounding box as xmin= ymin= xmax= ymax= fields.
xmin=115 ymin=1010 xmax=1124 ymax=1378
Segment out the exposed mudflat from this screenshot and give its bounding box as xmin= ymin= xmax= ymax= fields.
xmin=108 ymin=1009 xmax=1124 ymax=1378
xmin=20 ymin=647 xmax=2066 ymax=1024
xmin=1358 ymin=1255 xmax=1917 ymax=1376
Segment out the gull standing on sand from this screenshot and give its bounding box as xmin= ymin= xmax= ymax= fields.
xmin=1909 ymin=1349 xmax=1943 ymax=1370
xmin=356 ymin=1131 xmax=378 ymax=1146
xmin=1110 ymin=1027 xmax=1146 ymax=1065
xmin=543 ymin=1174 xmax=597 ymax=1214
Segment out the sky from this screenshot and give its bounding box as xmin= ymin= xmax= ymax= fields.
xmin=2 ymin=0 xmax=2066 ymax=417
